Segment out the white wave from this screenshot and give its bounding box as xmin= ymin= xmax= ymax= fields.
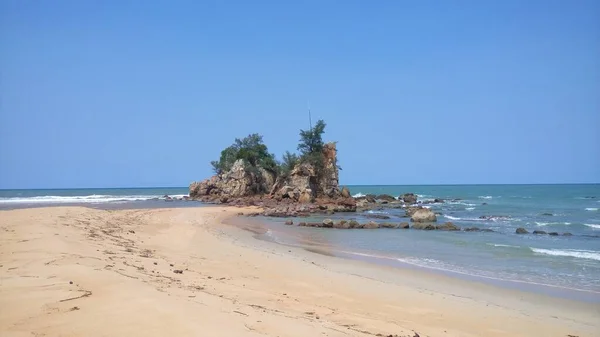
xmin=535 ymin=222 xmax=572 ymax=227
xmin=444 ymin=215 xmax=461 ymax=220
xmin=585 ymin=208 xmax=598 ymax=211
xmin=365 ymin=210 xmax=389 ymax=214
xmin=531 ymin=248 xmax=600 ymax=261
xmin=352 ymin=193 xmax=365 ymax=198
xmin=446 ymin=201 xmax=477 ymax=206
xmin=465 ymin=207 xmax=475 ymax=211
xmin=479 ymin=196 xmax=493 ymax=199
xmin=0 ymin=194 xmax=168 ymax=204
xmin=487 ymin=243 xmax=520 ymax=248
xmin=585 ymin=224 xmax=600 ymax=230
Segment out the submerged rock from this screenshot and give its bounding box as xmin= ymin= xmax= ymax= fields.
xmin=516 ymin=228 xmax=529 ymax=234
xmin=533 ymin=230 xmax=547 ymax=235
xmin=365 ymin=214 xmax=391 ymax=220
xmin=548 ymin=232 xmax=559 ymax=236
xmin=285 ymin=220 xmax=294 ymax=225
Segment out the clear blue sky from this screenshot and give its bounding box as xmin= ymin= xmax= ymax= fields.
xmin=1 ymin=0 xmax=598 ymax=189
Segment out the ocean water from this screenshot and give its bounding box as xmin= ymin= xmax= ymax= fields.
xmin=254 ymin=184 xmax=600 ymax=301
xmin=1 ymin=184 xmax=599 ymax=301
xmin=0 ymin=187 xmax=192 ymax=209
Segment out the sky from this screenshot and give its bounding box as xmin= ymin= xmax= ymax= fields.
xmin=0 ymin=0 xmax=599 ymax=189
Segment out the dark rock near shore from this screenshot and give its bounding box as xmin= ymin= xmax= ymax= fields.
xmin=516 ymin=228 xmax=529 ymax=234
xmin=436 ymin=222 xmax=460 ymax=231
xmin=400 ymin=193 xmax=418 ymax=204
xmin=380 ymin=223 xmax=399 ymax=229
xmin=363 ymin=221 xmax=380 ymax=229
xmin=563 ymin=232 xmax=573 ymax=236
xmin=333 ymin=220 xmax=351 ymax=229
xmin=533 ymin=230 xmax=547 ymax=235
xmin=464 ymin=227 xmax=481 ymax=232
xmin=322 ymin=219 xmax=334 ymax=228
xmin=348 ymin=220 xmax=360 ymax=228
xmin=548 ymin=232 xmax=559 ymax=236
xmin=399 ymin=222 xmax=410 ymax=229
xmin=411 ymin=223 xmax=436 ymax=230
xmin=285 ymin=220 xmax=294 ymax=225
xmin=376 ymin=194 xmax=396 ymax=202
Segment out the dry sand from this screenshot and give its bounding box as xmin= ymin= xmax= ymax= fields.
xmin=0 ymin=206 xmax=598 ymax=337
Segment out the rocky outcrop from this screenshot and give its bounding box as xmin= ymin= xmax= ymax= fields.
xmin=190 ymin=142 xmax=355 ymax=215
xmin=190 ymin=159 xmax=275 ymax=199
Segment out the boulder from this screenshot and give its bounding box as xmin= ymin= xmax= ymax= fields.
xmin=434 ymin=198 xmax=444 ymax=203
xmin=401 ymin=193 xmax=418 ymax=204
xmin=363 ymin=221 xmax=380 ymax=229
xmin=322 ymin=219 xmax=334 ymax=228
xmin=333 ymin=220 xmax=351 ymax=229
xmin=411 ymin=223 xmax=436 ymax=230
xmin=298 ymin=189 xmax=314 ymax=203
xmin=515 ymin=228 xmax=529 ymax=234
xmin=348 ymin=220 xmax=360 ymax=228
xmin=405 ymin=206 xmax=424 ymax=217
xmin=532 ymin=230 xmax=546 ymax=235
xmin=410 ymin=209 xmax=437 ymax=223
xmin=285 ymin=220 xmax=294 ymax=225
xmin=298 ymin=222 xmax=307 ymax=226
xmin=436 ymin=222 xmax=460 ymax=231
xmin=340 ymin=186 xmax=351 ymax=198
xmin=376 ymin=194 xmax=396 ymax=202
xmin=399 ymin=222 xmax=410 ymax=229
xmin=562 ymin=232 xmax=573 ymax=236
xmin=548 ymin=232 xmax=559 ymax=236
xmin=464 ymin=227 xmax=481 ymax=232
xmin=380 ymin=223 xmax=399 ymax=229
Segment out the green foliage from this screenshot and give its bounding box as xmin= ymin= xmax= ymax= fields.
xmin=297 ymin=120 xmax=326 ymax=157
xmin=278 ymin=151 xmax=300 ymax=177
xmin=212 ymin=133 xmax=278 ymax=174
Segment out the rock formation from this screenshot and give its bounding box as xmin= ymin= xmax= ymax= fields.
xmin=189 ymin=142 xmax=355 ymax=214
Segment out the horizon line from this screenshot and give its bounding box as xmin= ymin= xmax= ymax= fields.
xmin=1 ymin=182 xmax=599 ymax=191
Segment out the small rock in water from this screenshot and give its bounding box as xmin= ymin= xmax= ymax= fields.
xmin=562 ymin=232 xmax=573 ymax=236
xmin=69 ymin=281 xmax=73 ymax=285
xmin=548 ymin=232 xmax=559 ymax=236
xmin=516 ymin=228 xmax=529 ymax=234
xmin=541 ymin=213 xmax=553 ymax=216
xmin=533 ymin=230 xmax=547 ymax=235
xmin=285 ymin=220 xmax=293 ymax=225
xmin=173 ymin=270 xmax=183 ymax=274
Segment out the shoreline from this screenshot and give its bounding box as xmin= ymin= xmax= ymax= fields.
xmin=1 ymin=206 xmax=598 ymax=336
xmin=227 ymin=213 xmax=600 ymax=303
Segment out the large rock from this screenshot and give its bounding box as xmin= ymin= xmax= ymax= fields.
xmin=436 ymin=222 xmax=460 ymax=231
xmin=412 ymin=223 xmax=437 ymax=230
xmin=401 ymin=193 xmax=418 ymax=204
xmin=376 ymin=194 xmax=396 ymax=202
xmin=410 ymin=209 xmax=437 ymax=223
xmin=340 ymin=186 xmax=351 ymax=198
xmin=363 ymin=221 xmax=380 ymax=229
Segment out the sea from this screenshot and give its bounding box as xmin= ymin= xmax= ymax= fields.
xmin=1 ymin=184 xmax=599 ymax=302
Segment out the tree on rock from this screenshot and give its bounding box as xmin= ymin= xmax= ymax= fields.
xmin=211 ymin=133 xmax=278 ymax=174
xmin=297 ymin=119 xmax=327 ymax=171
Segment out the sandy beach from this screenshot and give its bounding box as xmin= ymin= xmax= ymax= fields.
xmin=0 ymin=206 xmax=598 ymax=337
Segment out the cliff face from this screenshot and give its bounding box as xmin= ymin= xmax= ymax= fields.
xmin=189 ymin=142 xmax=352 ymax=210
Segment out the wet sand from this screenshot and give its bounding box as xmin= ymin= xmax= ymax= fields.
xmin=0 ymin=206 xmax=598 ymax=336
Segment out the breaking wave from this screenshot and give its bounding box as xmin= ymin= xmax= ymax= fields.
xmin=530 ymin=248 xmax=600 ymax=261
xmin=0 ymin=194 xmax=176 ymax=204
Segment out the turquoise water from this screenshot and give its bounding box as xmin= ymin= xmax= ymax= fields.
xmin=1 ymin=184 xmax=599 ymax=301
xmin=256 ymin=184 xmax=600 ymax=301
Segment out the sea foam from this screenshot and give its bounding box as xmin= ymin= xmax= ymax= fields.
xmin=0 ymin=194 xmax=169 ymax=204
xmin=530 ymin=248 xmax=600 ymax=261
xmin=585 ymin=224 xmax=600 ymax=230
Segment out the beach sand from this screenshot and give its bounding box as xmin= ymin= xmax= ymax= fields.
xmin=0 ymin=206 xmax=598 ymax=337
